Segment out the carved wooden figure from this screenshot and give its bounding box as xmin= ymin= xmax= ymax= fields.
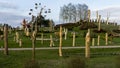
xmin=92 ymin=38 xmax=95 ymax=46
xmin=59 ymin=26 xmax=63 ymax=57
xmin=105 ymin=33 xmax=108 ymax=45
xmin=41 ymin=33 xmax=43 ymax=44
xmin=97 ymin=35 xmax=100 ymax=46
xmin=85 ymin=29 xmax=90 ymax=58
xmin=96 ymin=11 xmax=99 ymax=23
xmin=72 ymin=32 xmax=76 ymax=47
xmin=19 ymin=39 xmax=22 ymax=47
xmin=98 ymin=15 xmax=101 ymax=31
xmin=4 ymin=24 xmax=8 ymax=55
xmin=50 ymin=35 xmax=54 ymax=47
xmin=16 ymin=32 xmax=19 ymax=43
xmin=64 ymin=28 xmax=68 ymax=40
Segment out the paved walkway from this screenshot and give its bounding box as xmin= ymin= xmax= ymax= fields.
xmin=0 ymin=46 xmax=120 ymax=51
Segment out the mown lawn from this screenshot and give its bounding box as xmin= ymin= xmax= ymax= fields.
xmin=0 ymin=23 xmax=120 ymax=68
xmin=0 ymin=48 xmax=120 ymax=68
xmin=0 ymin=29 xmax=120 ymax=48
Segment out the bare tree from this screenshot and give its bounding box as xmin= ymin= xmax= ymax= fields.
xmin=59 ymin=3 xmax=88 ymax=23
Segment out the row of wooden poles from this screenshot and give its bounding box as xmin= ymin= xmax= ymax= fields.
xmin=3 ymin=24 xmax=108 ymax=59
xmin=58 ymin=26 xmax=109 ymax=58
xmin=58 ymin=10 xmax=110 ymax=58
xmin=13 ymin=27 xmax=109 ymax=48
xmin=3 ymin=10 xmax=110 ymax=59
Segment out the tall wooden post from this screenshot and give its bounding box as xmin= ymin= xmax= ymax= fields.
xmin=98 ymin=15 xmax=101 ymax=31
xmin=59 ymin=26 xmax=62 ymax=57
xmin=16 ymin=32 xmax=19 ymax=43
xmin=41 ymin=33 xmax=43 ymax=44
xmin=92 ymin=38 xmax=95 ymax=46
xmin=35 ymin=22 xmax=37 ymax=32
xmin=96 ymin=11 xmax=99 ymax=23
xmin=106 ymin=12 xmax=110 ymax=25
xmin=85 ymin=29 xmax=90 ymax=58
xmin=19 ymin=39 xmax=22 ymax=47
xmin=88 ymin=10 xmax=91 ymax=22
xmin=50 ymin=35 xmax=54 ymax=47
xmin=4 ymin=24 xmax=8 ymax=55
xmin=97 ymin=35 xmax=100 ymax=46
xmin=105 ymin=33 xmax=108 ymax=45
xmin=72 ymin=32 xmax=75 ymax=47
xmin=32 ymin=31 xmax=36 ymax=61
xmin=49 ymin=20 xmax=53 ymax=32
xmin=64 ymin=28 xmax=68 ymax=40
xmin=26 ymin=28 xmax=30 ymax=36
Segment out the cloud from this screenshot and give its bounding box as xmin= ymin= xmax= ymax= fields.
xmin=91 ymin=7 xmax=120 ymax=25
xmin=0 ymin=12 xmax=30 ymax=27
xmin=92 ymin=7 xmax=120 ymax=17
xmin=0 ymin=1 xmax=18 ymax=9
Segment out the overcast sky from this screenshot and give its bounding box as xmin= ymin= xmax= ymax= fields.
xmin=0 ymin=0 xmax=120 ymax=27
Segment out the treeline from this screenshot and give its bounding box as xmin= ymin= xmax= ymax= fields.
xmin=59 ymin=3 xmax=88 ymax=23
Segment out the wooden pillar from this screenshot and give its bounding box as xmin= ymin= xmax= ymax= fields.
xmin=97 ymin=35 xmax=100 ymax=46
xmin=16 ymin=32 xmax=19 ymax=43
xmin=88 ymin=10 xmax=91 ymax=22
xmin=19 ymin=39 xmax=22 ymax=47
xmin=49 ymin=20 xmax=53 ymax=32
xmin=106 ymin=12 xmax=110 ymax=25
xmin=64 ymin=28 xmax=68 ymax=40
xmin=4 ymin=24 xmax=8 ymax=55
xmin=85 ymin=29 xmax=90 ymax=58
xmin=59 ymin=26 xmax=62 ymax=57
xmin=50 ymin=35 xmax=54 ymax=47
xmin=98 ymin=15 xmax=101 ymax=31
xmin=26 ymin=28 xmax=30 ymax=36
xmin=35 ymin=22 xmax=37 ymax=32
xmin=105 ymin=33 xmax=108 ymax=45
xmin=41 ymin=33 xmax=43 ymax=44
xmin=32 ymin=31 xmax=36 ymax=61
xmin=96 ymin=11 xmax=99 ymax=23
xmin=72 ymin=32 xmax=75 ymax=47
xmin=92 ymin=38 xmax=95 ymax=46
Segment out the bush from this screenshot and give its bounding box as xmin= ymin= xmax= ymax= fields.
xmin=67 ymin=57 xmax=86 ymax=68
xmin=24 ymin=60 xmax=40 ymax=68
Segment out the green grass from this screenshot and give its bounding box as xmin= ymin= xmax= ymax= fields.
xmin=0 ymin=23 xmax=120 ymax=68
xmin=0 ymin=48 xmax=120 ymax=68
xmin=0 ymin=23 xmax=120 ymax=48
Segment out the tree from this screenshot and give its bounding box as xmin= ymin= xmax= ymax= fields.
xmin=59 ymin=3 xmax=88 ymax=23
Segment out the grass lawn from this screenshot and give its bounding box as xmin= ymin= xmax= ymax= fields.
xmin=0 ymin=23 xmax=120 ymax=68
xmin=0 ymin=48 xmax=120 ymax=68
xmin=0 ymin=29 xmax=120 ymax=48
